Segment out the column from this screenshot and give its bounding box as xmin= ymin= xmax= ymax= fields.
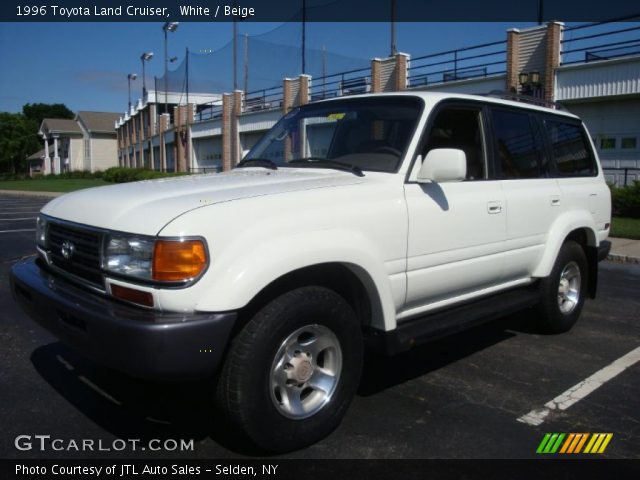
xmin=394 ymin=53 xmax=409 ymax=91
xmin=53 ymin=135 xmax=60 ymax=174
xmin=506 ymin=28 xmax=520 ymax=93
xmin=544 ymin=22 xmax=563 ymax=102
xmin=43 ymin=136 xmax=50 ymax=175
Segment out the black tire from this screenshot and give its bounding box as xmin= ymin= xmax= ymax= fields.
xmin=537 ymin=240 xmax=588 ymax=333
xmin=216 ymin=286 xmax=363 ymax=452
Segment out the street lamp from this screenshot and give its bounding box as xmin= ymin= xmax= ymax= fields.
xmin=140 ymin=51 xmax=154 ymax=99
xmin=163 ymin=22 xmax=179 ymax=117
xmin=127 ymin=73 xmax=137 ymax=111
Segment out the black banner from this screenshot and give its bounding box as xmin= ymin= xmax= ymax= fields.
xmin=1 ymin=0 xmax=640 ymax=22
xmin=3 ymin=459 xmax=640 ymax=480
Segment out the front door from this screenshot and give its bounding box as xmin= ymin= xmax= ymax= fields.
xmin=403 ymin=104 xmax=506 ymax=319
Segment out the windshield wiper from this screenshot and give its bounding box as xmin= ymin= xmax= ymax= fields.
xmin=288 ymin=158 xmax=364 ymax=177
xmin=235 ymin=158 xmax=278 ymax=170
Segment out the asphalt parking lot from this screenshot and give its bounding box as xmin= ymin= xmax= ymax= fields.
xmin=0 ymin=194 xmax=638 ymax=460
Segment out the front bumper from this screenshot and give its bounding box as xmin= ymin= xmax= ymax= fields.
xmin=10 ymin=257 xmax=236 ymax=380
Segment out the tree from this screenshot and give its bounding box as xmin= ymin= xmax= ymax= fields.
xmin=22 ymin=103 xmax=74 ymax=127
xmin=0 ymin=103 xmax=74 ymax=174
xmin=0 ymin=113 xmax=40 ymax=174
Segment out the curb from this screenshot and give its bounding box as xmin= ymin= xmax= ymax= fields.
xmin=606 ymin=253 xmax=640 ymax=265
xmin=0 ymin=190 xmax=62 ymax=198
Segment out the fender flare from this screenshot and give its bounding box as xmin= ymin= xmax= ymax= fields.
xmin=532 ymin=211 xmax=598 ymax=278
xmin=194 ymin=229 xmax=399 ymax=331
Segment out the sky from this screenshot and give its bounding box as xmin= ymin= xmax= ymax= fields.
xmin=0 ymin=21 xmax=540 ymax=115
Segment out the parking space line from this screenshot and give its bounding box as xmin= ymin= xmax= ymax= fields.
xmin=0 ymin=229 xmax=36 ymax=233
xmin=517 ymin=346 xmax=640 ymax=426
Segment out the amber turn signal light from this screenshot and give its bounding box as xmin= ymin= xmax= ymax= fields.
xmin=111 ymin=284 xmax=154 ymax=307
xmin=153 ymin=239 xmax=208 ymax=282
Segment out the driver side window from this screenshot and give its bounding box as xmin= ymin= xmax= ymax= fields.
xmin=423 ymin=107 xmax=486 ymax=180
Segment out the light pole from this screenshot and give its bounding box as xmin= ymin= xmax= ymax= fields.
xmin=140 ymin=51 xmax=154 ymax=99
xmin=127 ymin=73 xmax=137 ymax=111
xmin=163 ymin=22 xmax=179 ymax=117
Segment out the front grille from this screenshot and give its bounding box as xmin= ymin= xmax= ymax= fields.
xmin=48 ymin=221 xmax=104 ymax=287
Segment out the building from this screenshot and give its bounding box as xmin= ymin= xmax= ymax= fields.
xmin=32 ymin=111 xmax=120 ymax=175
xmin=116 ymin=19 xmax=640 ymax=185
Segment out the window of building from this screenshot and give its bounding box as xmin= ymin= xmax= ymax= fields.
xmin=621 ymin=137 xmax=637 ymax=149
xmin=544 ymin=119 xmax=596 ymax=177
xmin=491 ymin=109 xmax=540 ymax=179
xmin=423 ymin=107 xmax=486 ymax=180
xmin=600 ymin=137 xmax=616 ymax=150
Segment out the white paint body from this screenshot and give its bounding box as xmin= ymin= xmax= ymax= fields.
xmin=41 ymin=92 xmax=611 ymax=331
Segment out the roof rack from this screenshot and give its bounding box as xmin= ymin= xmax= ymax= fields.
xmin=482 ymin=90 xmax=569 ymax=111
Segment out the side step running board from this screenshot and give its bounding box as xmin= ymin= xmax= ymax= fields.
xmin=366 ymin=287 xmax=540 ymax=356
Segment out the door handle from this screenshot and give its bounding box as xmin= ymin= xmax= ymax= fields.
xmin=487 ymin=201 xmax=502 ymax=214
xmin=551 ymin=195 xmax=561 ymax=207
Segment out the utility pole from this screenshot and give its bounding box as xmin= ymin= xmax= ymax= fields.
xmin=233 ymin=20 xmax=238 ymax=90
xmin=302 ymin=0 xmax=306 ymax=73
xmin=243 ymin=34 xmax=249 ymax=94
xmin=390 ymin=0 xmax=397 ymax=56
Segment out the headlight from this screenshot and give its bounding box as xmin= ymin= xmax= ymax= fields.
xmin=104 ymin=234 xmax=154 ymax=280
xmin=104 ymin=234 xmax=208 ymax=283
xmin=36 ymin=215 xmax=48 ymax=248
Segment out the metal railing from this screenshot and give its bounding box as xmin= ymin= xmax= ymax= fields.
xmin=196 ymin=102 xmax=223 ymax=121
xmin=604 ymin=167 xmax=640 ymax=186
xmin=561 ymin=14 xmax=640 ymax=65
xmin=244 ymin=85 xmax=285 ymax=113
xmin=309 ymin=65 xmax=372 ymax=101
xmin=407 ymin=40 xmax=506 ymax=88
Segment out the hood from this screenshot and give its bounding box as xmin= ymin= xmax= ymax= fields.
xmin=41 ymin=168 xmax=363 ymax=235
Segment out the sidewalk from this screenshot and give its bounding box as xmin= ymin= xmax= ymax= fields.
xmin=608 ymin=238 xmax=640 ymax=265
xmin=1 ymin=188 xmax=639 ymax=264
xmin=0 ymin=189 xmax=61 ymax=198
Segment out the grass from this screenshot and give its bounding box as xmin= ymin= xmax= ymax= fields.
xmin=610 ymin=217 xmax=640 ymax=240
xmin=0 ymin=179 xmax=108 ymax=193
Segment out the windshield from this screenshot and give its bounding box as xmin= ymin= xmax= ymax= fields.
xmin=243 ymin=96 xmax=423 ymax=173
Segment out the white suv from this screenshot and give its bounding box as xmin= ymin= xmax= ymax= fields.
xmin=11 ymin=92 xmax=611 ymax=452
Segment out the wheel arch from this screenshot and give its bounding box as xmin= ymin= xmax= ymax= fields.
xmin=534 ymin=219 xmax=600 ymax=298
xmin=232 ymin=262 xmax=386 ymax=337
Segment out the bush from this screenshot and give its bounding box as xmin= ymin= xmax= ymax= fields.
xmin=0 ymin=172 xmax=29 ymax=181
xmin=102 ymin=167 xmax=188 ymax=183
xmin=610 ymin=181 xmax=640 ymax=218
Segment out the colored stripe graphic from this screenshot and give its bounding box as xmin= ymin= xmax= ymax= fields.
xmin=537 ymin=433 xmax=613 ymax=454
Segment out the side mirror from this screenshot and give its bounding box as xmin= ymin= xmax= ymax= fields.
xmin=417 ymin=148 xmax=467 ymax=183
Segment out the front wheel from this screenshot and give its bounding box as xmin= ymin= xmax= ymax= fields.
xmin=537 ymin=240 xmax=588 ymax=333
xmin=216 ymin=286 xmax=363 ymax=452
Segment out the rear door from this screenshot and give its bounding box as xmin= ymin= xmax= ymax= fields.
xmin=489 ymin=107 xmax=562 ymax=281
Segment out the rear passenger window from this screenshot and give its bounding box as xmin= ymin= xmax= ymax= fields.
xmin=544 ymin=120 xmax=596 ymax=176
xmin=491 ymin=109 xmax=541 ymax=179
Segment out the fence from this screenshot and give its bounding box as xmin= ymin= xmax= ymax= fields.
xmin=604 ymin=167 xmax=640 ymax=187
xmin=244 ymin=85 xmax=285 ymax=112
xmin=407 ymin=40 xmax=507 ymax=88
xmin=561 ymin=14 xmax=640 ymax=65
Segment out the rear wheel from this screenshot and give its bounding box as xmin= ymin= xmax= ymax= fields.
xmin=538 ymin=240 xmax=588 ymax=333
xmin=216 ymin=286 xmax=363 ymax=452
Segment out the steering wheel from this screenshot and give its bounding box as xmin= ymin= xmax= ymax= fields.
xmin=373 ymin=146 xmax=402 ymax=157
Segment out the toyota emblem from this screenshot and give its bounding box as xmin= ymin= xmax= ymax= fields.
xmin=61 ymin=240 xmax=76 ymax=260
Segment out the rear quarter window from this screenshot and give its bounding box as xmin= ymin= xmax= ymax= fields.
xmin=543 ymin=118 xmax=597 ymax=177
